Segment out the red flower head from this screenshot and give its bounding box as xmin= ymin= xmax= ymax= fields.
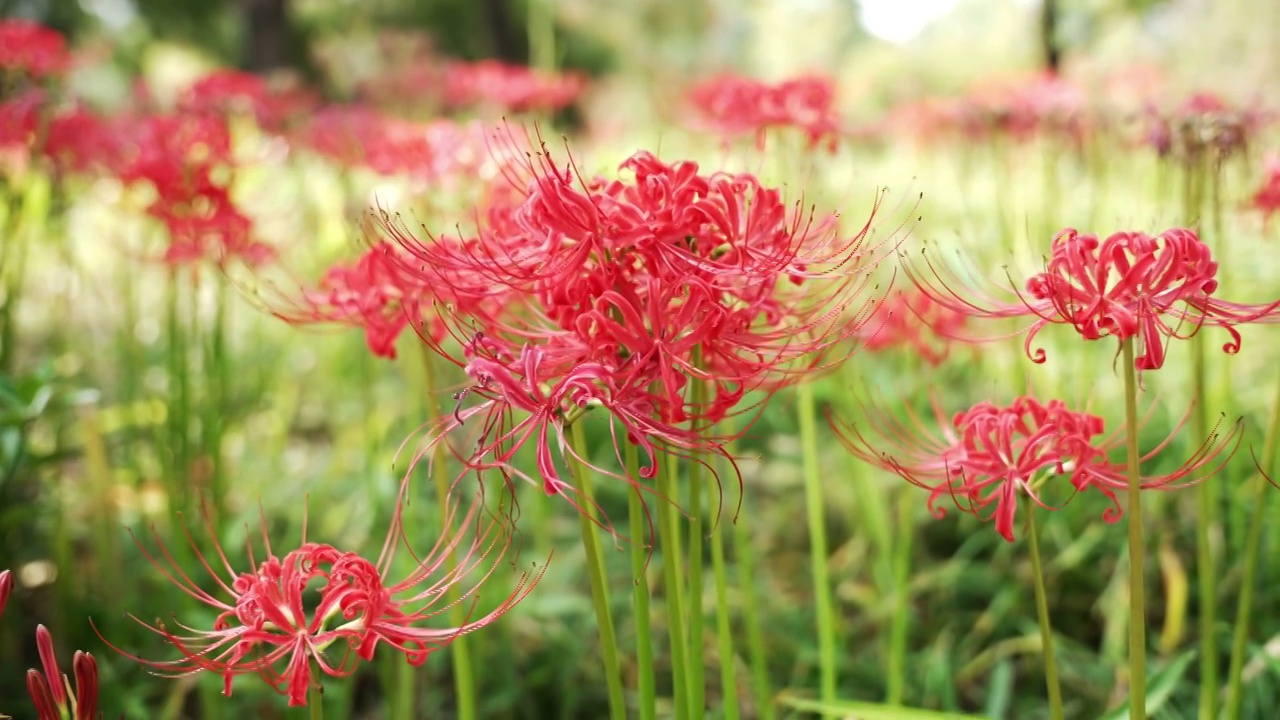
xmin=0 ymin=19 xmax=69 ymax=80
xmin=442 ymin=59 xmax=587 ymax=114
xmin=1142 ymin=91 xmax=1264 ymax=162
xmin=904 ymin=227 xmax=1280 ymax=371
xmin=832 ymin=394 xmax=1242 ymax=542
xmin=98 ymin=486 xmax=542 ymax=707
xmin=687 ymin=73 xmax=842 ymax=150
xmin=26 ymin=625 xmax=100 ymax=720
xmin=179 ymin=70 xmax=317 ymax=132
xmin=275 ymin=242 xmax=443 ymax=359
xmin=951 ymin=73 xmax=1087 ymax=145
xmin=115 ymin=113 xmax=272 ymax=265
xmin=390 ymin=129 xmax=889 ymax=536
xmin=1251 ymin=154 xmax=1280 ymax=228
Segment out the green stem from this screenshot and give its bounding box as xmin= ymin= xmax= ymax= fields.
xmin=419 ymin=348 xmax=472 ymax=720
xmin=626 ymin=441 xmax=657 ymax=720
xmin=310 ymin=682 xmax=323 ymax=720
xmin=729 ymin=449 xmax=773 ymax=720
xmin=568 ymin=421 xmax=627 ymax=720
xmin=1121 ymin=338 xmax=1147 ymax=720
xmin=710 ymin=447 xmax=740 ymax=720
xmin=1191 ymin=336 xmax=1217 ymax=717
xmin=798 ymin=382 xmax=838 ymax=708
xmin=526 ymin=0 xmax=556 ymax=73
xmin=1225 ymin=376 xmax=1280 ymax=718
xmin=687 ymin=385 xmax=706 ymax=716
xmin=1027 ymin=508 xmax=1064 ymax=720
xmin=886 ymin=491 xmax=913 ymax=706
xmin=659 ymin=451 xmax=691 ymax=717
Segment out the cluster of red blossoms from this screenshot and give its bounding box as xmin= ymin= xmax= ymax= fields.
xmin=0 ymin=19 xmax=69 ymax=80
xmin=832 ymin=395 xmax=1242 ymax=542
xmin=94 ymin=487 xmax=540 ymax=707
xmin=1251 ymin=154 xmax=1280 ymax=228
xmin=687 ymin=73 xmax=843 ymax=150
xmin=1 ymin=570 xmax=102 ymax=720
xmin=905 ymin=226 xmax=1280 ymax=370
xmin=442 ymin=59 xmax=587 ymax=114
xmin=859 ymin=289 xmax=969 ymax=366
xmin=354 ymin=132 xmax=888 ymax=529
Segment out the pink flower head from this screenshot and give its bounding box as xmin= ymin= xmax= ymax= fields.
xmin=951 ymin=73 xmax=1088 ymax=144
xmin=1142 ymin=91 xmax=1264 ymax=161
xmin=0 ymin=19 xmax=69 ymax=80
xmin=98 ymin=486 xmax=542 ymax=707
xmin=831 ymin=394 xmax=1242 ymax=542
xmin=687 ymin=73 xmax=842 ymax=150
xmin=903 ymin=227 xmax=1280 ymax=370
xmin=1251 ymin=154 xmax=1280 ymax=228
xmin=442 ymin=59 xmax=587 ymax=114
xmin=26 ymin=625 xmax=100 ymax=720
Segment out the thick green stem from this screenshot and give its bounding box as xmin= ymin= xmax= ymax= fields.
xmin=886 ymin=491 xmax=913 ymax=706
xmin=626 ymin=441 xmax=657 ymax=720
xmin=568 ymin=421 xmax=627 ymax=720
xmin=1121 ymin=338 xmax=1147 ymax=720
xmin=527 ymin=0 xmax=556 ymax=72
xmin=710 ymin=449 xmax=740 ymax=720
xmin=419 ymin=349 xmax=473 ymax=720
xmin=659 ymin=452 xmax=691 ymax=716
xmin=797 ymin=382 xmax=838 ymax=707
xmin=310 ymin=682 xmax=323 ymax=720
xmin=1027 ymin=508 xmax=1064 ymax=720
xmin=1225 ymin=376 xmax=1280 ymax=718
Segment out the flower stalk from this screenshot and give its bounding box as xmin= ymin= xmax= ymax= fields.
xmin=1026 ymin=507 xmax=1063 ymax=720
xmin=1122 ymin=337 xmax=1147 ymax=720
xmin=798 ymin=381 xmax=838 ymax=707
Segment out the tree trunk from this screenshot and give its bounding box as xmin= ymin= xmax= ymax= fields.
xmin=1041 ymin=0 xmax=1061 ymax=74
xmin=242 ymin=0 xmax=291 ymax=72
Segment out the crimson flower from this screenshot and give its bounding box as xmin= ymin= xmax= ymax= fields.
xmin=0 ymin=19 xmax=69 ymax=80
xmin=178 ymin=69 xmax=318 ymax=132
xmin=99 ymin=488 xmax=542 ymax=707
xmin=904 ymin=227 xmax=1280 ymax=370
xmin=832 ymin=394 xmax=1242 ymax=542
xmin=115 ymin=113 xmax=272 ymax=266
xmin=387 ymin=130 xmax=888 ymax=534
xmin=442 ymin=59 xmax=586 ymax=114
xmin=26 ymin=625 xmax=100 ymax=720
xmin=687 ymin=73 xmax=842 ymax=150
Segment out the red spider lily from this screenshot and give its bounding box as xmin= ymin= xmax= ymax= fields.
xmin=903 ymin=227 xmax=1280 ymax=370
xmin=1251 ymin=154 xmax=1280 ymax=228
xmin=1141 ymin=92 xmax=1266 ymax=161
xmin=0 ymin=568 xmax=11 ymax=621
xmin=831 ymin=394 xmax=1243 ymax=541
xmin=0 ymin=19 xmax=69 ymax=80
xmin=385 ymin=129 xmax=890 ymax=537
xmin=859 ymin=289 xmax=968 ymax=365
xmin=97 ymin=486 xmax=541 ymax=707
xmin=114 ymin=113 xmax=272 ymax=266
xmin=274 ymin=242 xmax=444 ymax=359
xmin=442 ymin=59 xmax=586 ymax=114
xmin=26 ymin=625 xmax=100 ymax=720
xmin=178 ymin=69 xmax=318 ymax=132
xmin=687 ymin=73 xmax=842 ymax=150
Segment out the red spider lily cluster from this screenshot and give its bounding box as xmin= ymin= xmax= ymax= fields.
xmin=0 ymin=19 xmax=70 ymax=80
xmin=178 ymin=69 xmax=318 ymax=133
xmin=0 ymin=569 xmax=10 ymax=621
xmin=687 ymin=73 xmax=843 ymax=150
xmin=1141 ymin=91 xmax=1267 ymax=161
xmin=904 ymin=227 xmax=1280 ymax=370
xmin=375 ymin=133 xmax=886 ymax=529
xmin=442 ymin=59 xmax=587 ymax=114
xmin=96 ymin=488 xmax=542 ymax=707
xmin=832 ymin=395 xmax=1242 ymax=542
